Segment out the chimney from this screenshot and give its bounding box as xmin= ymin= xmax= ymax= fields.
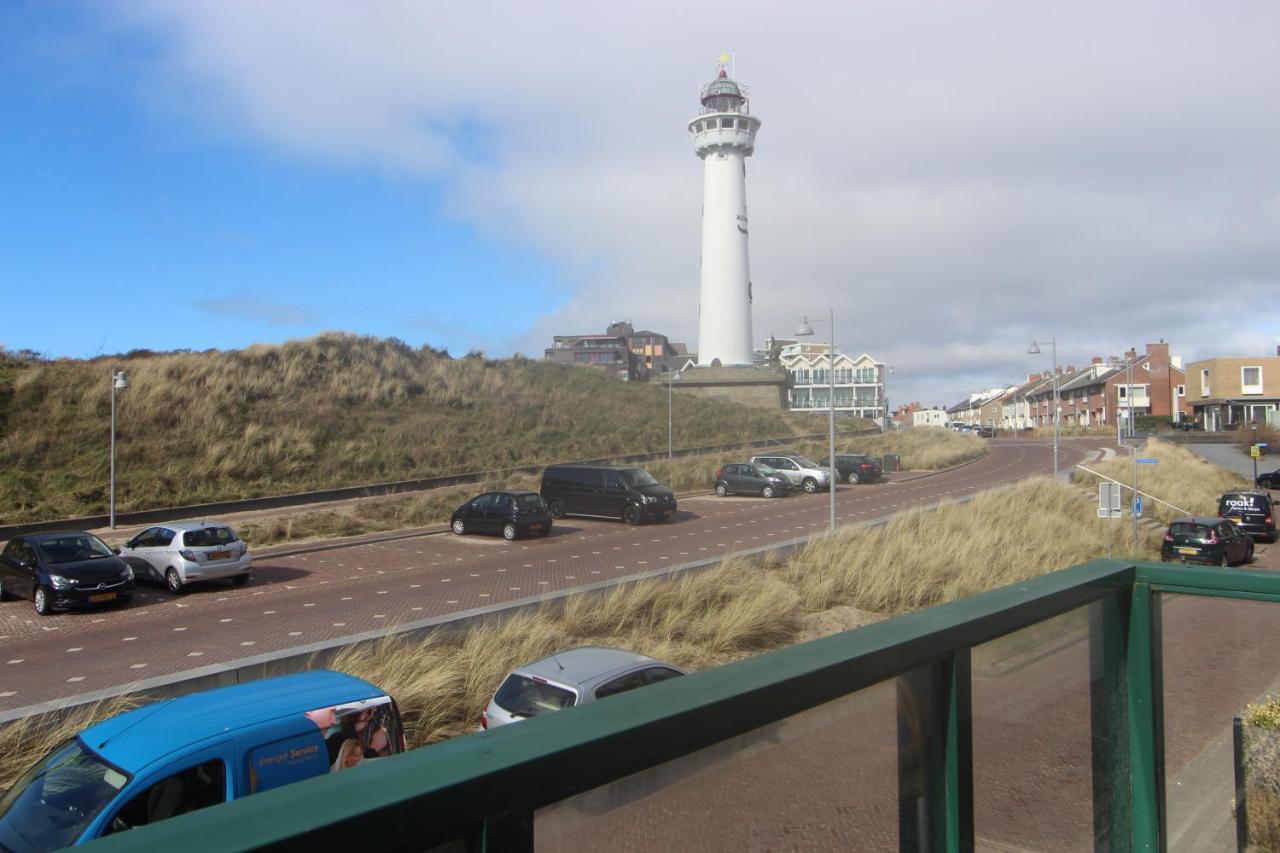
xmin=1125 ymin=348 xmax=1137 ymax=360
xmin=1092 ymin=356 xmax=1103 ymax=365
xmin=1028 ymin=372 xmax=1041 ymax=382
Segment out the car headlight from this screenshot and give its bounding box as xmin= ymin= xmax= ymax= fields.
xmin=48 ymin=574 xmax=73 ymax=589
xmin=122 ymin=565 xmax=134 ymax=581
xmin=642 ymin=495 xmax=658 ymax=504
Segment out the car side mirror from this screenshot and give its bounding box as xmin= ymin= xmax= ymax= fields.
xmin=111 ymin=548 xmax=121 ymax=555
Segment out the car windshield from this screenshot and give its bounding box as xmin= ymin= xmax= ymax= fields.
xmin=516 ymin=494 xmax=546 ymax=512
xmin=753 ymin=464 xmax=779 ymax=475
xmin=493 ymin=675 xmax=576 ymax=718
xmin=791 ymin=456 xmax=819 ymax=469
xmin=1169 ymin=523 xmax=1213 ymax=540
xmin=1220 ymin=495 xmax=1268 ymax=514
xmin=620 ymin=469 xmax=659 ymax=488
xmin=0 ymin=738 xmax=130 ymax=852
xmin=33 ymin=535 xmax=114 ymax=565
xmin=182 ymin=527 xmax=238 ymax=547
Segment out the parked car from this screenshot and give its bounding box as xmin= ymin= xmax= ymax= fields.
xmin=1257 ymin=469 xmax=1280 ymax=490
xmin=818 ymin=454 xmax=883 ymax=485
xmin=481 ymin=646 xmax=687 ymax=730
xmin=0 ymin=531 xmax=135 ymax=615
xmin=0 ymin=671 xmax=404 ymax=849
xmin=1218 ymin=490 xmax=1276 ymax=542
xmin=451 ymin=490 xmax=552 ymax=540
xmin=1160 ymin=517 xmax=1253 ymax=566
xmin=116 ymin=520 xmax=251 ymax=595
xmin=976 ymin=426 xmax=995 ymax=438
xmin=540 ymin=465 xmax=677 ymax=525
xmin=714 ymin=463 xmax=792 ymax=498
xmin=747 ymin=455 xmax=832 ymax=493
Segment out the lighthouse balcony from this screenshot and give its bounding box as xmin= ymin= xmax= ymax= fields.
xmin=690 ymin=114 xmax=758 ymax=156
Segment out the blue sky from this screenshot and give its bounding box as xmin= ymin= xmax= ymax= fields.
xmin=0 ymin=2 xmax=563 ymax=359
xmin=2 ymin=2 xmax=1277 ymax=406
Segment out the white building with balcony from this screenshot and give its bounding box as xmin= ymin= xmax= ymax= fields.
xmin=778 ymin=343 xmax=885 ymax=421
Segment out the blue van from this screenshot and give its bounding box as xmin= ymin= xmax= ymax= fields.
xmin=0 ymin=671 xmax=404 ymax=850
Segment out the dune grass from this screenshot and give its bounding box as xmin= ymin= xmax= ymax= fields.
xmin=0 ymin=334 xmax=813 ymax=523
xmin=0 ymin=696 xmax=143 ymax=791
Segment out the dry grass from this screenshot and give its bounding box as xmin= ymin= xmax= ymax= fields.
xmin=1074 ymin=438 xmax=1249 ymax=525
xmin=0 ymin=695 xmax=144 ymax=791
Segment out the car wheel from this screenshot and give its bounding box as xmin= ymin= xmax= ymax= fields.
xmin=502 ymin=522 xmax=518 ymax=541
xmin=847 ymin=471 xmax=861 ymax=485
xmin=1220 ymin=553 xmax=1231 ymax=568
xmin=715 ymin=483 xmax=728 ymax=497
xmin=548 ymin=499 xmax=566 ymax=519
xmin=802 ymin=478 xmax=818 ymax=493
xmin=231 ymin=573 xmax=250 ymax=587
xmin=34 ymin=586 xmax=52 ymax=616
xmin=452 ymin=518 xmax=466 ymax=535
xmin=1247 ymin=545 xmax=1255 ymax=563
xmin=762 ymin=485 xmax=775 ymax=498
xmin=623 ymin=504 xmax=642 ymax=526
xmin=165 ymin=568 xmax=186 ymax=595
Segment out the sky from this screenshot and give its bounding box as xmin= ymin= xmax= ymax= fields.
xmin=3 ymin=1 xmax=1278 ymax=407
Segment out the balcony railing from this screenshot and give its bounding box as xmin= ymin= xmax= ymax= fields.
xmin=85 ymin=560 xmax=1280 ymax=852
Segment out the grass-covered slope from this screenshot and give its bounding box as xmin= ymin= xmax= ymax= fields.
xmin=0 ymin=334 xmax=811 ymax=523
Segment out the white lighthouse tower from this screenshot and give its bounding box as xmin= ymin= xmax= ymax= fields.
xmin=689 ymin=64 xmax=760 ymax=367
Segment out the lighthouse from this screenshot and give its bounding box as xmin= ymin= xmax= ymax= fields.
xmin=689 ymin=64 xmax=760 ymax=367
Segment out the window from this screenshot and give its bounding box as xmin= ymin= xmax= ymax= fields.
xmin=1118 ymin=386 xmax=1127 ymax=399
xmin=1243 ymin=366 xmax=1263 ymax=394
xmin=794 ymin=369 xmax=810 ymax=384
xmin=1177 ymin=385 xmax=1185 ymax=397
xmin=107 ymin=760 xmax=226 ymax=835
xmin=721 ymin=117 xmax=735 ymax=129
xmin=1201 ymin=369 xmax=1210 ymax=397
xmin=812 ymin=368 xmax=829 ymax=385
xmin=182 ymin=527 xmax=235 ymax=547
xmin=595 ymin=671 xmax=649 ymax=699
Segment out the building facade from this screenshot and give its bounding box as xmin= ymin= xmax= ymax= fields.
xmin=779 ymin=343 xmax=885 ymax=421
xmin=1185 ymin=352 xmax=1280 ymax=430
xmin=912 ymin=409 xmax=948 ymax=428
xmin=545 ymin=321 xmax=683 ymax=381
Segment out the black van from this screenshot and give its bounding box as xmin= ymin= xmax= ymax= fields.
xmin=540 ymin=465 xmax=677 ymax=525
xmin=1218 ymin=490 xmax=1276 ymax=542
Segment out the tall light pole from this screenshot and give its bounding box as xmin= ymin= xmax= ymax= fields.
xmin=667 ymin=369 xmax=681 ymax=459
xmin=796 ymin=311 xmax=837 ymax=534
xmin=109 ymin=368 xmax=129 ymax=529
xmin=1027 ymin=339 xmax=1059 ymax=480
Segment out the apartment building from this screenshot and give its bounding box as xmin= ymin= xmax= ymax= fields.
xmin=912 ymin=408 xmax=948 ymax=428
xmin=779 ymin=343 xmax=885 ymax=421
xmin=545 ymin=321 xmax=684 ymax=381
xmin=1025 ymin=342 xmax=1187 ymax=428
xmin=1186 ymin=350 xmax=1280 ymax=430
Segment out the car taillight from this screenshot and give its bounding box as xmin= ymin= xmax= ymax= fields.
xmin=1267 ymin=517 xmax=1274 ymax=524
xmin=715 ymin=467 xmax=723 ymax=479
xmin=860 ymin=464 xmax=871 ymax=469
xmin=480 ymin=710 xmax=488 ymax=730
xmin=1206 ymin=532 xmax=1219 ymax=545
xmin=1163 ymin=534 xmax=1173 ymax=542
xmin=180 ymin=549 xmax=200 ymax=561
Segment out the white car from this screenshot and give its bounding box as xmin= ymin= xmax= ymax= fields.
xmin=748 ymin=455 xmax=832 ymax=493
xmin=117 ymin=520 xmax=252 ymax=594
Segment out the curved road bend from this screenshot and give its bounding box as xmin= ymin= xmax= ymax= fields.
xmin=0 ymin=440 xmax=1090 ymax=712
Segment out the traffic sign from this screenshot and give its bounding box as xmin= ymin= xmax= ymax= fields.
xmin=1252 ymin=445 xmax=1262 ymax=459
xmin=1133 ymin=495 xmax=1143 ymax=517
xmin=1098 ymin=482 xmax=1122 ymax=512
xmin=1137 ymin=458 xmax=1158 ymax=465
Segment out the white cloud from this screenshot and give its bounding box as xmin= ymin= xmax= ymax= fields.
xmin=100 ymin=0 xmax=1280 ymax=404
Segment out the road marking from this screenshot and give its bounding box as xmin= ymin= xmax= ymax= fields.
xmin=565 ymin=575 xmax=575 ymax=580
xmin=67 ymin=647 xmax=83 ymax=653
xmin=67 ymin=676 xmax=85 ymax=682
xmin=373 ymin=615 xmax=385 ymax=619
xmin=188 ymin=652 xmax=203 ymax=657
xmin=219 ymin=618 xmax=232 ymax=623
xmin=289 ymin=631 xmax=302 ymax=636
xmin=122 ymin=636 xmax=137 ymax=642
xmin=130 ymin=663 xmax=147 ymax=669
xmin=304 ymin=603 xmax=316 ymax=607
xmin=6 ymin=660 xmax=23 ymax=665
xmin=333 ymin=622 xmax=347 ymax=628
xmin=377 ymin=590 xmax=388 ymax=594
xmin=240 ymin=641 xmax=255 ymax=646
xmin=479 ymin=593 xmax=490 ymax=598
xmin=410 ymin=584 xmax=421 ymax=588
xmin=0 ymin=691 xmax=15 ymax=697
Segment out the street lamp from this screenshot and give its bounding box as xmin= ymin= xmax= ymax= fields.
xmin=667 ymin=369 xmax=681 ymax=459
xmin=109 ymin=368 xmax=129 ymax=529
xmin=1027 ymin=339 xmax=1060 ymax=480
xmin=796 ymin=311 xmax=837 ymax=534
xmin=1252 ymin=422 xmax=1259 ymax=484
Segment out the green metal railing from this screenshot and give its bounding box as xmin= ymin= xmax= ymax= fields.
xmin=83 ymin=560 xmax=1280 ymax=852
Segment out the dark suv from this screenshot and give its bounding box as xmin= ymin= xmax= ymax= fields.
xmin=1218 ymin=490 xmax=1276 ymax=542
xmin=714 ymin=463 xmax=793 ymax=498
xmin=1161 ymin=517 xmax=1253 ymax=566
xmin=819 ymin=454 xmax=883 ymax=485
xmin=541 ymin=465 xmax=677 ymax=525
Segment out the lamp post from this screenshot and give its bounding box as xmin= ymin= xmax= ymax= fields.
xmin=1027 ymin=339 xmax=1059 ymax=480
xmin=667 ymin=369 xmax=681 ymax=459
xmin=109 ymin=368 xmax=129 ymax=529
xmin=796 ymin=311 xmax=837 ymax=534
xmin=1252 ymin=422 xmax=1259 ymax=485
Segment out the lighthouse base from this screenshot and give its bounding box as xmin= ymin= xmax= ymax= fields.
xmin=657 ymin=365 xmax=790 ymax=411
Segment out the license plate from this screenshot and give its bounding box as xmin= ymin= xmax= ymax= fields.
xmin=1177 ymin=547 xmax=1199 ymax=555
xmin=528 ymin=524 xmax=542 ymax=531
xmin=208 ymin=550 xmax=231 ymax=560
xmin=1225 ymin=517 xmax=1242 ymax=524
xmin=89 ymin=592 xmax=116 ymax=603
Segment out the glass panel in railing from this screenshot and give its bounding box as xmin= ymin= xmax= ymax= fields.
xmin=971 ymin=603 xmax=1108 ymax=850
xmin=534 ymin=680 xmax=898 ymax=852
xmin=1161 ymin=592 xmax=1280 ymax=851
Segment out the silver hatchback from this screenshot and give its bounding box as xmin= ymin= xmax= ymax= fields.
xmin=117 ymin=520 xmax=252 ymax=594
xmin=481 ymin=646 xmax=687 ymax=730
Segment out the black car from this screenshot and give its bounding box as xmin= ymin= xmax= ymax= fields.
xmin=451 ymin=491 xmax=552 ymax=540
xmin=1160 ymin=517 xmax=1253 ymax=566
xmin=819 ymin=454 xmax=884 ymax=485
xmin=541 ymin=465 xmax=677 ymax=525
xmin=1218 ymin=490 xmax=1276 ymax=542
xmin=1257 ymin=469 xmax=1280 ymax=491
xmin=0 ymin=531 xmax=136 ymax=615
xmin=714 ymin=463 xmax=793 ymax=498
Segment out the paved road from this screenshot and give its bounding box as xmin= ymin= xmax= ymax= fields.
xmin=0 ymin=440 xmax=1089 ymax=713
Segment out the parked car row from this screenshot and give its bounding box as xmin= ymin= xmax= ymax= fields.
xmin=0 ymin=643 xmax=684 ymax=848
xmin=1160 ymin=488 xmax=1275 ymax=566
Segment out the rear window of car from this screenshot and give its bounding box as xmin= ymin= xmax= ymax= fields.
xmin=493 ymin=674 xmax=576 ymax=717
xmin=1169 ymin=523 xmax=1213 ymax=539
xmin=183 ymin=527 xmax=238 ymax=547
xmin=516 ymin=494 xmax=546 ymax=512
xmin=1220 ymin=494 xmax=1269 ymax=514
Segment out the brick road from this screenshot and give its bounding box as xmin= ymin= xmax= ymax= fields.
xmin=0 ymin=440 xmax=1078 ymax=712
